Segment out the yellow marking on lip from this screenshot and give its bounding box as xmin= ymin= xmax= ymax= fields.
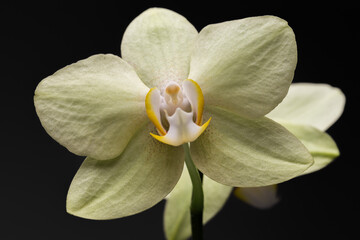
xmin=150 ymin=117 xmax=211 ymax=146
xmin=184 ymin=79 xmax=204 ymax=125
xmin=145 ymin=88 xmax=167 ymax=136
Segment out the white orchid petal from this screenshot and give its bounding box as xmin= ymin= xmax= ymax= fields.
xmin=189 ymin=16 xmax=297 ymax=118
xmin=279 ymin=122 xmax=340 ymax=175
xmin=267 ymin=83 xmax=345 ymax=131
xmin=34 ymin=54 xmax=149 ymax=160
xmin=234 ymin=185 xmax=280 ymax=209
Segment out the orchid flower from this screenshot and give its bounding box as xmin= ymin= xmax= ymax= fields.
xmin=236 ymin=82 xmax=345 ymax=209
xmin=164 ymin=83 xmax=345 ymax=239
xmin=34 ymin=8 xmax=313 ymax=222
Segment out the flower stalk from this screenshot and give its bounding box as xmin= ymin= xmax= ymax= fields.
xmin=183 ymin=143 xmax=204 ymax=240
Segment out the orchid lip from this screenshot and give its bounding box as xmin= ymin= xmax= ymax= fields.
xmin=145 ymin=79 xmax=211 ymax=146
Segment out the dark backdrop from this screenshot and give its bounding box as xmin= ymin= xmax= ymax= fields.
xmin=1 ymin=1 xmax=357 ymax=239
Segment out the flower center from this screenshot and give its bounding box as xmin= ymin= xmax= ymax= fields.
xmin=161 ymin=81 xmax=189 ymax=116
xmin=145 ymin=79 xmax=211 ymax=146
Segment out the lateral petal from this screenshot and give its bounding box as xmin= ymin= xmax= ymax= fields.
xmin=34 ymin=54 xmax=149 ymax=160
xmin=189 ymin=16 xmax=297 ymax=118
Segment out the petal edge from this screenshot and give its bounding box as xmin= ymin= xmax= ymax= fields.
xmin=191 ymin=106 xmax=313 ymax=187
xmin=67 ymin=123 xmax=184 ymax=220
xmin=189 ymin=16 xmax=297 ymax=118
xmin=34 ymin=54 xmax=149 ymax=160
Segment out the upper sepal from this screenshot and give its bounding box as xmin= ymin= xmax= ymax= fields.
xmin=121 ymin=8 xmax=198 ymax=88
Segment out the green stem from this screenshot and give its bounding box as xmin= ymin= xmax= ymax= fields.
xmin=183 ymin=143 xmax=204 ymax=240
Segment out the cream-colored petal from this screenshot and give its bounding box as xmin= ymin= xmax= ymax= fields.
xmin=191 ymin=107 xmax=313 ymax=187
xmin=279 ymin=122 xmax=340 ymax=175
xmin=234 ymin=185 xmax=279 ymax=209
xmin=164 ymin=166 xmax=232 ymax=240
xmin=66 ymin=123 xmax=184 ymax=220
xmin=34 ymin=54 xmax=149 ymax=160
xmin=267 ymin=83 xmax=346 ymax=131
xmin=189 ymin=16 xmax=297 ymax=118
xmin=121 ymin=8 xmax=198 ymax=88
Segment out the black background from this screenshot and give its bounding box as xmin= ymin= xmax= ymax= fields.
xmin=1 ymin=1 xmax=358 ymax=239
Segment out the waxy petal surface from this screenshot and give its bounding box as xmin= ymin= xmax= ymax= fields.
xmin=267 ymin=83 xmax=345 ymax=131
xmin=191 ymin=107 xmax=313 ymax=187
xmin=121 ymin=8 xmax=198 ymax=88
xmin=280 ymin=122 xmax=340 ymax=175
xmin=164 ymin=166 xmax=232 ymax=240
xmin=34 ymin=54 xmax=149 ymax=160
xmin=67 ymin=123 xmax=184 ymax=220
xmin=189 ymin=16 xmax=297 ymax=118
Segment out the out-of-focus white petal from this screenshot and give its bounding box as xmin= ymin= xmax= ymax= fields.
xmin=234 ymin=185 xmax=279 ymax=209
xmin=164 ymin=166 xmax=232 ymax=240
xmin=267 ymin=83 xmax=345 ymax=131
xmin=280 ymin=122 xmax=340 ymax=175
